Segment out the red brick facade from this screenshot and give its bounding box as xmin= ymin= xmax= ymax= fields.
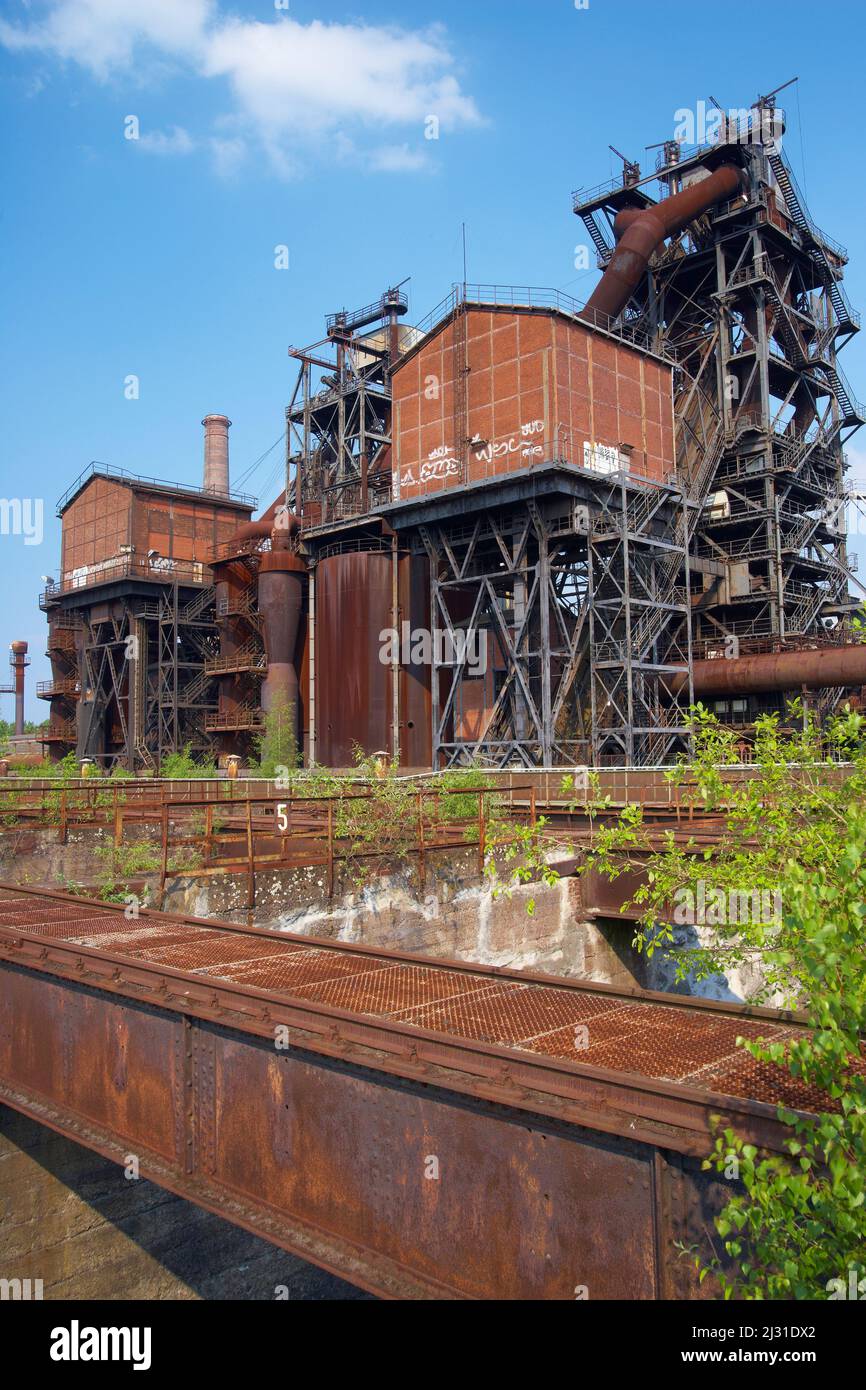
xmin=392 ymin=306 xmax=675 ymax=501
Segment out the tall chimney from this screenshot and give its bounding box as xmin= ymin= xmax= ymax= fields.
xmin=9 ymin=642 xmax=29 ymax=737
xmin=202 ymin=415 xmax=231 ymax=495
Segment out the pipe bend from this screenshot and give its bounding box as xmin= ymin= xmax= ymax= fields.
xmin=585 ymin=163 xmax=744 ymax=324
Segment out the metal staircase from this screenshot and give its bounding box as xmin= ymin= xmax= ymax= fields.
xmin=767 ymin=147 xmax=860 ymax=336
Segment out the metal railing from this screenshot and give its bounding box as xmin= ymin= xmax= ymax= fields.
xmin=326 ymin=289 xmax=408 ymax=335
xmin=38 ymin=722 xmax=76 ymax=742
xmin=205 ymin=707 xmax=266 ymax=732
xmin=204 ymin=643 xmax=266 ymax=676
xmin=55 ymin=461 xmax=257 ymax=517
xmin=411 ymin=283 xmax=676 ymax=361
xmin=36 ymin=679 xmax=80 ymax=699
xmin=40 ymin=555 xmax=213 ymax=607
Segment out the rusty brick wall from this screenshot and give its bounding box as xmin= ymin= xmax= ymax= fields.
xmin=130 ymin=489 xmax=247 ymax=566
xmin=61 ymin=477 xmax=132 ymax=575
xmin=60 ymin=478 xmax=250 ymax=579
xmin=392 ymin=306 xmax=674 ymax=501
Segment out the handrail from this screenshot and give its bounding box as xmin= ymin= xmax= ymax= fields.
xmin=55 ymin=461 xmax=257 ymax=516
xmin=410 ymin=283 xmax=676 ymax=361
xmin=41 ymin=555 xmax=212 ymax=605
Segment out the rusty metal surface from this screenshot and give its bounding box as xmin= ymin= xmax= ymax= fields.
xmin=0 ymin=881 xmax=847 ymax=1301
xmin=0 ymin=959 xmax=659 ymax=1299
xmin=315 ymin=551 xmax=393 ymax=766
xmin=688 ymin=643 xmax=866 ymax=697
xmin=0 ymin=883 xmax=838 ymax=1120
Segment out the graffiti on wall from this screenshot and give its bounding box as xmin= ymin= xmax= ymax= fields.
xmin=397 ymin=421 xmax=547 ymax=495
xmin=471 ymin=419 xmax=545 ymax=465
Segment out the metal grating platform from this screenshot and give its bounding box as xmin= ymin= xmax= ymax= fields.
xmin=0 ymin=884 xmax=856 ymax=1120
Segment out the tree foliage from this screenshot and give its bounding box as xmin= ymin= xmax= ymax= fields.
xmin=582 ymin=703 xmax=866 ymax=1298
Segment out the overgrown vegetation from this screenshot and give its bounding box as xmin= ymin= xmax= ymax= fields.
xmin=271 ymin=750 xmax=505 ymax=886
xmin=94 ymin=838 xmax=203 ymax=902
xmin=700 ymin=815 xmax=866 ymax=1299
xmin=580 ymin=702 xmax=866 ymax=1299
xmin=250 ymin=698 xmax=299 ymax=778
xmin=483 ymin=814 xmax=560 ymax=915
xmin=160 ymin=744 xmax=216 ymax=779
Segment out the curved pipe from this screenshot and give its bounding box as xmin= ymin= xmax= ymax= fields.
xmin=676 ymin=644 xmax=866 ymax=699
xmin=582 ymin=164 xmax=744 ymax=325
xmin=229 ymin=495 xmax=299 ymax=548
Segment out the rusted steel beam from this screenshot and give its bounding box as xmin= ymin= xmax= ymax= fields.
xmin=1 ymin=882 xmax=832 ymax=1300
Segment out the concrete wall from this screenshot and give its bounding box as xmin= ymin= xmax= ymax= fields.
xmin=0 ymin=1105 xmax=370 ymax=1301
xmin=0 ymin=827 xmax=652 ymax=992
xmin=164 ymin=861 xmax=642 ymax=988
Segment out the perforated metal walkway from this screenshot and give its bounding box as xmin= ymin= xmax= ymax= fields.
xmin=0 ymin=885 xmax=838 ymax=1114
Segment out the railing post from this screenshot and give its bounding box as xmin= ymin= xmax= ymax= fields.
xmin=59 ymin=789 xmax=67 ymax=846
xmin=477 ymin=790 xmax=486 ymax=879
xmin=159 ymin=803 xmax=169 ymax=909
xmin=417 ymin=790 xmax=426 ymax=894
xmin=245 ymin=797 xmax=255 ymax=921
xmin=327 ymin=800 xmax=334 ymax=901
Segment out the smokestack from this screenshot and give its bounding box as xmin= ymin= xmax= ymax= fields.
xmin=9 ymin=642 xmax=29 ymax=737
xmin=202 ymin=414 xmax=231 ymax=495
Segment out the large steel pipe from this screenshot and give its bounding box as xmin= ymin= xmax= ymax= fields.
xmin=683 ymin=644 xmax=866 ymax=698
xmin=224 ymin=495 xmax=297 ymax=549
xmin=582 ymin=164 xmax=744 ymax=325
xmin=258 ymin=545 xmax=305 ymax=731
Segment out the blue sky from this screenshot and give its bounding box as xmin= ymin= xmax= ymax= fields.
xmin=2 ymin=0 xmax=865 ymax=718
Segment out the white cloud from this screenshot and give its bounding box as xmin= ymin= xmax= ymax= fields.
xmin=0 ymin=0 xmax=215 ymax=79
xmin=0 ymin=3 xmax=481 ymax=177
xmin=209 ymin=134 xmax=246 ymax=179
xmin=369 ymin=143 xmax=430 ymax=174
xmin=202 ymin=18 xmax=480 ymax=136
xmin=137 ymin=125 xmax=196 ymax=156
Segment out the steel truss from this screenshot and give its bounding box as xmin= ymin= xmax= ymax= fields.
xmin=417 ymin=477 xmax=691 ymax=769
xmin=288 ymin=288 xmax=408 ymax=527
xmin=55 ymin=583 xmax=220 ymax=771
xmin=575 ymin=113 xmax=864 ymax=726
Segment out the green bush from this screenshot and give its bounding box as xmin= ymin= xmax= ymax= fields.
xmin=160 ymin=744 xmax=216 ymax=779
xmin=583 ymin=702 xmax=866 ymax=1298
xmin=250 ymin=699 xmax=299 ymax=778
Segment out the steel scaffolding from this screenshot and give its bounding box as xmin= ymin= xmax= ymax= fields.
xmin=574 ymin=103 xmax=863 ymax=728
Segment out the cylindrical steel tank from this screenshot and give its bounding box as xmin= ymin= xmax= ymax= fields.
xmin=315 ymin=550 xmax=393 ymax=767
xmin=258 ymin=546 xmax=306 ymax=732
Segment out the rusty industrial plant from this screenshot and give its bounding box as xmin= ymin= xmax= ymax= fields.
xmin=29 ymin=87 xmax=865 ymax=775
xmin=2 ymin=62 xmax=864 ymax=1317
